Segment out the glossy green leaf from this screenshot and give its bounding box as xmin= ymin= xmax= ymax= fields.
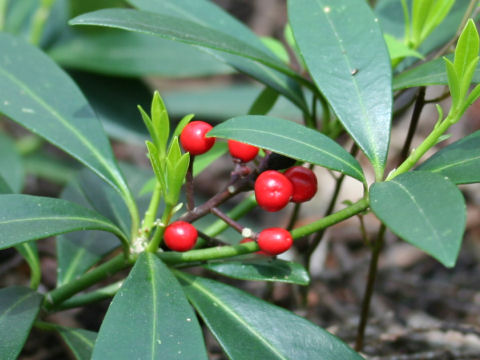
xmin=56 ymin=326 xmax=97 ymax=360
xmin=70 ymin=9 xmax=293 ymax=78
xmin=49 ymin=29 xmax=231 ymax=77
xmin=248 ymin=87 xmax=280 ymax=115
xmin=125 ymin=0 xmax=308 ymax=112
xmin=260 ymin=37 xmax=290 ymax=63
xmin=92 ymin=253 xmax=207 ymax=360
xmin=163 ymin=85 xmax=302 ymax=121
xmin=370 ymin=171 xmax=466 ymax=267
xmin=393 ymin=55 xmax=480 ymax=90
xmin=0 ymin=194 xmax=126 ymax=250
xmin=288 ymin=0 xmax=392 ymax=174
xmin=453 ymin=19 xmax=479 ymax=83
xmin=0 ymin=132 xmax=24 ymax=193
xmin=176 ymin=271 xmax=364 ymax=360
xmin=204 ymin=259 xmax=310 ymax=285
xmin=417 ymin=130 xmax=480 ymax=184
xmin=209 ymin=116 xmax=365 ymax=181
xmin=384 ymin=33 xmax=424 ymax=61
xmin=57 ymin=164 xmax=152 ymax=286
xmin=0 ymin=174 xmax=11 ymax=193
xmin=69 ymin=71 xmax=150 ymax=144
xmin=0 ymin=33 xmax=132 ymax=203
xmin=0 ymin=286 xmax=43 ymax=360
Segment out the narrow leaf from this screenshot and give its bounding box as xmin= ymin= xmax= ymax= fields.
xmin=151 ymin=91 xmax=169 ymax=156
xmin=173 ymin=114 xmax=194 ymax=138
xmin=0 ymin=132 xmax=24 ymax=193
xmin=0 ymin=286 xmax=43 ymax=360
xmin=175 ymin=271 xmax=364 ymax=360
xmin=370 ymin=171 xmax=466 ymax=267
xmin=117 ymin=0 xmax=309 ymax=112
xmin=454 ymin=19 xmax=479 ymax=81
xmin=444 ymin=57 xmax=461 ymax=108
xmin=248 ymin=87 xmax=279 ymax=115
xmin=209 ymin=116 xmax=365 ymax=182
xmin=384 ymin=34 xmax=424 ymax=61
xmin=56 ymin=326 xmax=97 ymax=360
xmin=204 ymin=259 xmax=310 ymax=285
xmin=92 ymin=253 xmax=207 ymax=360
xmin=417 ymin=130 xmax=480 ymax=184
xmin=0 ymin=33 xmax=131 ymax=202
xmin=0 ymin=194 xmax=126 ymax=250
xmin=393 ymin=55 xmax=480 ymax=90
xmin=288 ymin=0 xmax=392 ymax=173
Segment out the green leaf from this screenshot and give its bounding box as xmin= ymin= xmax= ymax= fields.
xmin=209 ymin=115 xmax=365 ymax=182
xmin=417 ymin=130 xmax=480 ymax=184
xmin=0 ymin=194 xmax=126 ymax=250
xmin=288 ymin=0 xmax=392 ymax=175
xmin=248 ymin=87 xmax=280 ymax=115
xmin=204 ymin=259 xmax=310 ymax=285
xmin=175 ymin=271 xmax=364 ymax=360
xmin=444 ymin=57 xmax=461 ymax=108
xmin=146 ymin=141 xmax=166 ymax=194
xmin=166 ymin=153 xmax=189 ymax=206
xmin=260 ymin=37 xmax=290 ymax=64
xmin=0 ymin=132 xmax=24 ymax=193
xmin=49 ymin=29 xmax=231 ymax=77
xmin=16 ymin=242 xmax=41 ymax=289
xmin=70 ymin=71 xmax=150 ymax=145
xmin=393 ymin=55 xmax=480 ymax=90
xmin=120 ymin=0 xmax=309 ymax=112
xmin=70 ymin=9 xmax=293 ymax=80
xmin=56 ymin=326 xmax=97 ymax=360
xmin=0 ymin=33 xmax=132 ymax=203
xmin=56 ymin=164 xmax=153 ymax=286
xmin=0 ymin=174 xmax=12 ymax=193
xmin=167 ymin=137 xmax=182 ymax=165
xmin=418 ymin=0 xmax=454 ymax=44
xmin=454 ymin=19 xmax=479 ymax=83
xmin=0 ymin=286 xmax=43 ymax=360
xmin=151 ymin=91 xmax=169 ymax=156
xmin=370 ymin=171 xmax=466 ymax=267
xmin=384 ymin=33 xmax=424 ymax=61
xmin=172 ymin=114 xmax=194 ymax=139
xmin=92 ymin=253 xmax=207 ymax=360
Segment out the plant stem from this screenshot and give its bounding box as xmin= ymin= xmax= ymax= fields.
xmin=54 ymin=281 xmax=123 ymax=311
xmin=141 ymin=181 xmax=162 ymax=237
xmin=355 ymin=224 xmax=386 ymax=351
xmin=147 ymin=203 xmax=173 ymax=252
xmin=398 ymin=87 xmax=426 ymax=165
xmin=186 ymin=155 xmax=195 ymax=211
xmin=210 ymin=207 xmax=245 ymax=234
xmin=386 ymin=113 xmax=454 ymax=180
xmin=203 ymin=194 xmax=257 ymax=237
xmin=291 ymin=198 xmax=369 ymax=239
xmin=43 ymin=254 xmax=133 ymax=310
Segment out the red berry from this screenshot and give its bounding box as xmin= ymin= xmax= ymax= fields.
xmin=254 ymin=170 xmax=293 ymax=212
xmin=284 ymin=166 xmax=318 ymax=203
xmin=180 ymin=121 xmax=215 ymax=155
xmin=228 ymin=139 xmax=259 ymax=162
xmin=257 ymin=228 xmax=293 ymax=255
xmin=164 ymin=221 xmax=197 ymax=252
xmin=240 ymin=238 xmax=269 ymax=256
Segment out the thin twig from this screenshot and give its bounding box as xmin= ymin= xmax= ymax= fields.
xmin=355 ymin=224 xmax=386 ymax=351
xmin=210 ymin=207 xmax=245 ymax=235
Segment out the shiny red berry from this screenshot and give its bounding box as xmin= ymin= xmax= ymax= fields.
xmin=180 ymin=121 xmax=215 ymax=155
xmin=164 ymin=221 xmax=197 ymax=252
xmin=254 ymin=170 xmax=293 ymax=212
xmin=240 ymin=238 xmax=269 ymax=256
xmin=257 ymin=228 xmax=293 ymax=255
xmin=284 ymin=166 xmax=318 ymax=203
xmin=228 ymin=139 xmax=259 ymax=162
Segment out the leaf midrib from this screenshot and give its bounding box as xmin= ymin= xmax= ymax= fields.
xmin=0 ymin=291 xmax=38 ymax=324
xmin=213 ymin=125 xmax=363 ymax=179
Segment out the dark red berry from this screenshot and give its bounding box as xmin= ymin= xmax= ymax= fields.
xmin=240 ymin=238 xmax=269 ymax=256
xmin=254 ymin=170 xmax=293 ymax=212
xmin=257 ymin=228 xmax=293 ymax=255
xmin=228 ymin=139 xmax=259 ymax=162
xmin=180 ymin=121 xmax=215 ymax=155
xmin=164 ymin=221 xmax=197 ymax=252
xmin=284 ymin=166 xmax=318 ymax=203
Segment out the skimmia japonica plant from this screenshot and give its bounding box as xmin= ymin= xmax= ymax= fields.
xmin=0 ymin=0 xmax=479 ymax=359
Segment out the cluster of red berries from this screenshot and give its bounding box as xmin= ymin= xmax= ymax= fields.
xmin=167 ymin=120 xmax=313 ymax=255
